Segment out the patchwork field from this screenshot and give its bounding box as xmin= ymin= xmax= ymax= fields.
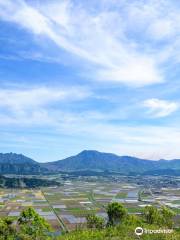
xmin=0 ymin=177 xmax=180 ymax=232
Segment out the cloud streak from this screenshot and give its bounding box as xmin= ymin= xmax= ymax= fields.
xmin=0 ymin=0 xmax=180 ymax=160
xmin=0 ymin=0 xmax=166 ymax=86
xmin=143 ymin=98 xmax=179 ymax=118
xmin=0 ymin=86 xmax=91 ymax=111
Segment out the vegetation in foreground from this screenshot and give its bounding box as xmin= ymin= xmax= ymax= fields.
xmin=0 ymin=203 xmax=179 ymax=240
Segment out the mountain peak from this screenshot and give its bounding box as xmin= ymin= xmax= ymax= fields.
xmin=1 ymin=151 xmax=180 ymax=175
xmin=78 ymin=150 xmax=101 ymax=155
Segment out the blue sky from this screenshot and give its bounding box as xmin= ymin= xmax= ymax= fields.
xmin=0 ymin=0 xmax=180 ymax=162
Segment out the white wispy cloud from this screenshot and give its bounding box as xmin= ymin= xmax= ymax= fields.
xmin=0 ymin=86 xmax=91 ymax=112
xmin=1 ymin=111 xmax=180 ymax=160
xmin=0 ymin=86 xmax=179 ymax=160
xmin=143 ymin=98 xmax=179 ymax=118
xmin=0 ymin=0 xmax=168 ymax=86
xmin=1 ymin=0 xmax=180 ymax=160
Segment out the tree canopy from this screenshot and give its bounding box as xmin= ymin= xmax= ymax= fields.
xmin=107 ymin=202 xmax=127 ymax=226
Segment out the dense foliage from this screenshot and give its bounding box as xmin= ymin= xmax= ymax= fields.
xmin=0 ymin=207 xmax=51 ymax=240
xmin=0 ymin=204 xmax=179 ymax=239
xmin=143 ymin=205 xmax=175 ymax=227
xmin=58 ymin=225 xmax=180 ymax=240
xmin=58 ymin=203 xmax=180 ymax=240
xmin=18 ymin=207 xmax=52 ymax=239
xmin=0 ymin=175 xmax=60 ymax=188
xmin=86 ymin=214 xmax=105 ymax=229
xmin=107 ymin=202 xmax=128 ymax=225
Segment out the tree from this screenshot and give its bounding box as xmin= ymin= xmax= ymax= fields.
xmin=107 ymin=202 xmax=127 ymax=226
xmin=123 ymin=214 xmax=142 ymax=226
xmin=86 ymin=214 xmax=105 ymax=229
xmin=18 ymin=207 xmax=51 ymax=239
xmin=160 ymin=206 xmax=175 ymax=228
xmin=143 ymin=205 xmax=160 ymax=224
xmin=0 ymin=217 xmax=16 ymax=240
xmin=143 ymin=205 xmax=176 ymax=228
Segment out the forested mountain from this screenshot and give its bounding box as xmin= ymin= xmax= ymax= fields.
xmin=43 ymin=150 xmax=180 ymax=174
xmin=43 ymin=150 xmax=155 ymax=173
xmin=0 ymin=153 xmax=44 ymax=174
xmin=0 ymin=150 xmax=180 ymax=175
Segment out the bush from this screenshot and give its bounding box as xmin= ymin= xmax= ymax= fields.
xmin=86 ymin=214 xmax=105 ymax=229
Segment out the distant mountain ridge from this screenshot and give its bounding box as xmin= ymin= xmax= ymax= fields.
xmin=0 ymin=150 xmax=180 ymax=175
xmin=43 ymin=150 xmax=180 ymax=175
xmin=42 ymin=150 xmax=154 ymax=173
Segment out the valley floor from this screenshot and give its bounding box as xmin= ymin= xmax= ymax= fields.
xmin=0 ymin=175 xmax=180 ymax=234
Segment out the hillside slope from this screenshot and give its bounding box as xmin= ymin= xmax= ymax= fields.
xmin=43 ymin=150 xmax=180 ymax=174
xmin=0 ymin=153 xmax=44 ymax=174
xmin=1 ymin=151 xmax=180 ymax=175
xmin=44 ymin=150 xmax=156 ymax=173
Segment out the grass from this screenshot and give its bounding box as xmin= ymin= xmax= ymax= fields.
xmin=170 ymin=208 xmax=180 ymax=214
xmin=115 ymin=192 xmax=127 ymax=198
xmin=127 ymin=207 xmax=142 ymax=213
xmin=54 ymin=208 xmax=62 ymax=214
xmin=172 ymin=200 xmax=180 ymax=204
xmin=57 ymin=224 xmax=180 ymax=240
xmin=69 ymin=209 xmax=97 ymax=216
xmin=42 ymin=207 xmax=52 ymax=212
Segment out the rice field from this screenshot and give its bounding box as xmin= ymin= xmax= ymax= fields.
xmin=0 ymin=178 xmax=180 ymax=232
